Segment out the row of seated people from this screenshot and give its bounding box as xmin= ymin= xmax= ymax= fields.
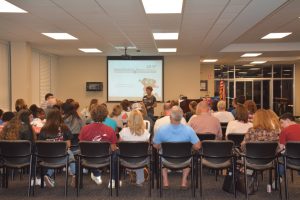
xmin=1 ymin=95 xmax=300 ymax=193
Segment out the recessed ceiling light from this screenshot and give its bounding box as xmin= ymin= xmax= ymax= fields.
xmin=153 ymin=33 xmax=179 ymax=40
xmin=239 ymin=72 xmax=247 ymax=74
xmin=79 ymin=48 xmax=102 ymax=53
xmin=214 ymin=69 xmax=221 ymax=71
xmin=241 ymin=53 xmax=262 ymax=57
xmin=243 ymin=64 xmax=254 ymax=67
xmin=142 ymin=0 xmax=183 ymax=14
xmin=202 ymin=59 xmax=218 ymax=63
xmin=0 ymin=0 xmax=27 ymax=13
xmin=250 ymin=61 xmax=267 ymax=64
xmin=158 ymin=48 xmax=177 ymax=52
xmin=261 ymin=32 xmax=292 ymax=39
xmin=42 ymin=33 xmax=78 ymax=40
xmin=283 ymin=69 xmax=292 ymax=72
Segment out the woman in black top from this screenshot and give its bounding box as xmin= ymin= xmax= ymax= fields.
xmin=38 ymin=109 xmax=75 ymax=187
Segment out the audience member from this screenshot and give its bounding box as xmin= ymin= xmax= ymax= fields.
xmin=79 ymin=104 xmax=118 ymax=188
xmin=231 ymin=95 xmax=245 ymax=117
xmin=241 ymin=109 xmax=280 ymax=150
xmin=109 ymin=104 xmax=123 ymax=129
xmin=153 ymin=106 xmax=200 ymax=188
xmin=38 ymin=109 xmax=76 ymax=187
xmin=132 ymin=102 xmax=154 ymax=133
xmin=267 ymin=109 xmax=281 ymax=131
xmin=213 ymin=100 xmax=234 ymax=123
xmin=120 ymin=99 xmax=131 ymax=125
xmin=184 ymin=101 xmax=197 ymax=122
xmin=153 ymin=102 xmax=186 ymax=135
xmin=0 ymin=111 xmax=15 ymax=133
xmin=225 ymin=105 xmax=253 ymax=136
xmin=188 ymin=101 xmax=222 ymax=139
xmin=80 ymin=98 xmax=98 ymax=124
xmin=244 ymin=100 xmax=257 ymax=122
xmin=40 ymin=93 xmax=54 ymax=110
xmin=0 ymin=109 xmax=3 ymax=125
xmin=119 ymin=110 xmax=150 ymax=186
xmin=15 ymin=98 xmax=28 ymax=112
xmin=279 ymin=112 xmax=300 ymax=147
xmin=62 ymin=102 xmax=83 ymax=138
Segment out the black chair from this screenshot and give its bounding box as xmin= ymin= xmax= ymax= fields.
xmin=35 ymin=141 xmax=71 ymax=197
xmin=220 ymin=122 xmax=228 ymax=140
xmin=158 ymin=142 xmax=195 ymax=197
xmin=227 ymin=134 xmax=245 ymax=148
xmin=197 ymin=133 xmax=216 ymax=141
xmin=70 ymin=133 xmax=80 ymax=154
xmin=77 ymin=141 xmax=112 ymax=196
xmin=117 ymin=141 xmax=152 ymax=197
xmin=0 ymin=140 xmax=33 ymax=196
xmin=240 ymin=142 xmax=280 ymax=200
xmin=283 ymin=142 xmax=300 ymax=200
xmin=199 ymin=140 xmax=235 ymax=199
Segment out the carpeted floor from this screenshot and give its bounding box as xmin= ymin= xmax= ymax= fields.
xmin=1 ymin=169 xmax=299 ymax=200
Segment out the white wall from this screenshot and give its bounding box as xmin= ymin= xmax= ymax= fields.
xmin=0 ymin=41 xmax=10 ymax=111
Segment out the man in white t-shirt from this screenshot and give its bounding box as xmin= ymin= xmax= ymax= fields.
xmin=153 ymin=102 xmax=186 ymax=135
xmin=213 ymin=100 xmax=235 ymax=123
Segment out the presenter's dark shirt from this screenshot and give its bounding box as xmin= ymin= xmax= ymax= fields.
xmin=143 ymin=95 xmax=156 ymax=116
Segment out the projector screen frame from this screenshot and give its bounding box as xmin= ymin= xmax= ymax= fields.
xmin=106 ymin=56 xmax=164 ymax=103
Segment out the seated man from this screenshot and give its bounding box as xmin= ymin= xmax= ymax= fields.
xmin=153 ymin=102 xmax=186 ymax=135
xmin=188 ymin=101 xmax=222 ymax=139
xmin=279 ymin=112 xmax=300 ymax=147
xmin=79 ymin=104 xmax=118 ymax=188
xmin=153 ymin=106 xmax=201 ymax=188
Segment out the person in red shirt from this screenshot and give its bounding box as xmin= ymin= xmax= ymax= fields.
xmin=79 ymin=104 xmax=118 ymax=188
xmin=279 ymin=113 xmax=300 ymax=146
xmin=276 ymin=112 xmax=300 ymax=184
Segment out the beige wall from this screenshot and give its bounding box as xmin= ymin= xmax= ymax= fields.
xmin=54 ymin=55 xmax=202 ymax=115
xmin=200 ymin=64 xmax=215 ymax=97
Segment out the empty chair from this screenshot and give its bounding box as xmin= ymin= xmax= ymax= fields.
xmin=77 ymin=141 xmax=112 ymax=196
xmin=197 ymin=133 xmax=216 ymax=141
xmin=239 ymin=142 xmax=280 ymax=200
xmin=158 ymin=142 xmax=195 ymax=197
xmin=35 ymin=141 xmax=71 ymax=197
xmin=283 ymin=142 xmax=300 ymax=200
xmin=227 ymin=134 xmax=245 ymax=148
xmin=117 ymin=141 xmax=152 ymax=196
xmin=0 ymin=140 xmax=33 ymax=196
xmin=199 ymin=140 xmax=235 ymax=199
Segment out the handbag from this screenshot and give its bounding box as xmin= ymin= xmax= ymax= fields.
xmin=236 ymin=172 xmax=258 ymax=195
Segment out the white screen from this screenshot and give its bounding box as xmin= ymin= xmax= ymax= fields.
xmin=108 ymin=59 xmax=163 ymax=101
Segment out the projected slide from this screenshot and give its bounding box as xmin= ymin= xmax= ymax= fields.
xmin=108 ymin=58 xmax=163 ymax=101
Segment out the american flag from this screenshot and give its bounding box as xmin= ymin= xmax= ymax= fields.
xmin=219 ymin=80 xmax=226 ymax=101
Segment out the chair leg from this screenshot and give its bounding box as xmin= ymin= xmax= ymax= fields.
xmin=243 ymin=160 xmax=248 ymax=200
xmin=284 ymin=158 xmax=288 ymax=200
xmin=276 ymin=161 xmax=282 ymax=200
xmin=159 ymin=157 xmax=162 ymax=198
xmin=116 ymin=157 xmax=119 ymax=197
xmin=149 ymin=162 xmax=152 ymax=197
xmin=200 ymin=161 xmax=203 ymax=200
xmin=290 ymin=169 xmax=293 ymax=183
xmin=232 ymin=159 xmax=236 ymax=198
xmin=65 ymin=164 xmax=68 ymax=197
xmin=76 ymin=161 xmax=80 ymax=197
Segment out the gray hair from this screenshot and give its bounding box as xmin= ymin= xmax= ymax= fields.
xmin=170 ymin=106 xmax=183 ymax=122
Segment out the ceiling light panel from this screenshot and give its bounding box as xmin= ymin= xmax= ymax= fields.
xmin=142 ymin=0 xmax=183 ymax=14
xmin=261 ymin=32 xmax=292 ymax=39
xmin=0 ymin=0 xmax=27 ymax=13
xmin=158 ymin=48 xmax=177 ymax=52
xmin=153 ymin=33 xmax=179 ymax=40
xmin=202 ymin=59 xmax=218 ymax=63
xmin=241 ymin=53 xmax=262 ymax=57
xmin=79 ymin=48 xmax=102 ymax=53
xmin=250 ymin=61 xmax=267 ymax=64
xmin=42 ymin=33 xmax=78 ymax=40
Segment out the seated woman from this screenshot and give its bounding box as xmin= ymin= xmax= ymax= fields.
xmin=38 ymin=109 xmax=76 ymax=187
xmin=185 ymin=101 xmax=197 ymax=122
xmin=119 ymin=109 xmax=150 ymax=186
xmin=109 ymin=104 xmax=123 ymax=130
xmin=213 ymin=100 xmax=235 ymax=123
xmin=241 ymin=108 xmax=280 ymax=150
xmin=225 ymin=105 xmax=253 ymax=136
xmin=244 ymin=100 xmax=257 ymax=122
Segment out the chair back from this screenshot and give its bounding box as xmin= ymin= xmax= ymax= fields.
xmin=144 ymin=120 xmax=151 ymax=133
xmin=285 ymin=141 xmax=300 ymax=166
xmin=201 ymin=140 xmax=233 ymax=164
xmin=35 ymin=141 xmax=67 ymax=164
xmin=0 ymin=140 xmax=32 ymax=165
xmin=245 ymin=142 xmax=278 ymax=165
xmin=118 ymin=141 xmax=149 ymax=163
xmin=161 ymin=142 xmax=193 ymax=163
xmin=197 ymin=133 xmax=216 ymax=141
xmin=227 ymin=134 xmax=245 ymax=147
xmin=79 ymin=141 xmax=111 ymax=163
xmin=220 ymin=122 xmax=228 ymax=139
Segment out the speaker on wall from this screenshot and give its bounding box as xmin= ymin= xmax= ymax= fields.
xmin=86 ymin=82 xmax=103 ymax=91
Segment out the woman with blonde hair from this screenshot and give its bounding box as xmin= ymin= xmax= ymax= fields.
xmin=266 ymin=109 xmax=281 ymax=131
xmin=119 ymin=109 xmax=150 ymax=186
xmin=242 ymin=109 xmax=279 ymax=149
